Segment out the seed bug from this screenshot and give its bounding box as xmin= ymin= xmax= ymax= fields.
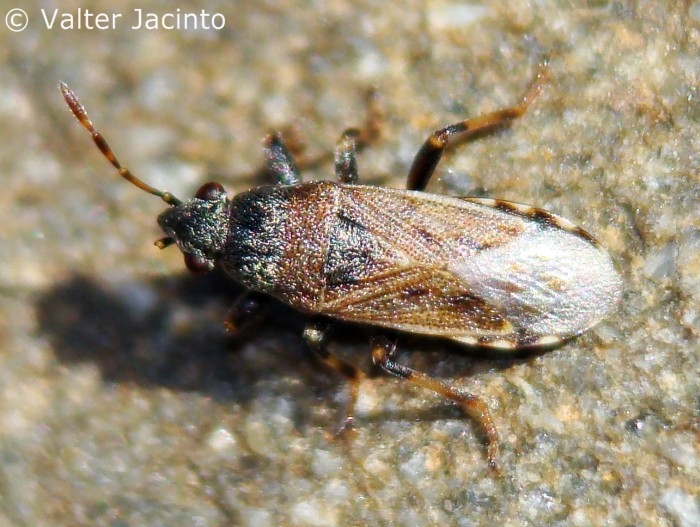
xmin=60 ymin=65 xmax=622 ymax=471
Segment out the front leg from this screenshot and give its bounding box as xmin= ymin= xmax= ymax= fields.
xmin=371 ymin=335 xmax=501 ymax=472
xmin=223 ymin=291 xmax=270 ymax=335
xmin=264 ymin=132 xmax=302 ymax=185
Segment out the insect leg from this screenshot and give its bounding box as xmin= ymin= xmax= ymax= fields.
xmin=355 ymin=87 xmax=383 ymax=151
xmin=406 ymin=62 xmax=548 ymax=191
xmin=303 ymin=322 xmax=365 ymax=433
xmin=371 ymin=335 xmax=501 ymax=472
xmin=223 ymin=291 xmax=270 ymax=335
xmin=263 ymin=132 xmax=302 ymax=185
xmin=334 ymin=128 xmax=361 ymax=183
xmin=333 ymin=87 xmax=384 ymax=184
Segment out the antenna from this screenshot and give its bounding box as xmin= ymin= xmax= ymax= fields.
xmin=60 ymin=82 xmax=182 ymax=207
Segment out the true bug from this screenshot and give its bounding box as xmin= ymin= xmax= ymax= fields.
xmin=60 ymin=66 xmax=622 ymax=470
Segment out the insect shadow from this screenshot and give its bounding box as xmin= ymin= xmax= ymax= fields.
xmin=35 ymin=271 xmax=540 ymax=417
xmin=36 ymin=271 xmax=247 ymax=398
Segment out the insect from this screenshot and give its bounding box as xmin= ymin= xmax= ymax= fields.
xmin=60 ymin=65 xmax=621 ymax=471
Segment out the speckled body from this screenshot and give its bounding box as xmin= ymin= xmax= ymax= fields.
xmin=158 ymin=180 xmax=622 ymax=350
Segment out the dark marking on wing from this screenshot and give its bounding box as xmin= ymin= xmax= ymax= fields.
xmin=471 ymin=197 xmax=602 ymax=247
xmin=528 ymin=207 xmax=560 ymax=229
xmin=571 ymin=226 xmax=599 ymax=246
xmin=324 ymin=209 xmax=397 ymax=287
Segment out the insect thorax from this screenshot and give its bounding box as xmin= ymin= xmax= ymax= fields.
xmin=222 ymin=182 xmax=340 ymax=310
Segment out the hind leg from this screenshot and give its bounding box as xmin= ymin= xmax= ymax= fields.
xmin=406 ymin=62 xmax=548 ymax=192
xmin=371 ymin=335 xmax=501 ymax=472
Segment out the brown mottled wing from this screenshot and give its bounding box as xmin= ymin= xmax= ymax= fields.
xmin=324 ymin=266 xmax=512 ymax=336
xmin=319 ymin=186 xmax=527 ymax=337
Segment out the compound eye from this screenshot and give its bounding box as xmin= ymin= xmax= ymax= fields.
xmin=195 ymin=181 xmax=225 ymax=201
xmin=184 ymin=253 xmax=214 ymax=274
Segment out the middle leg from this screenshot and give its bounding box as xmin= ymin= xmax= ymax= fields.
xmin=334 ymin=88 xmax=383 ymax=184
xmin=303 ymin=321 xmax=366 ymax=433
xmin=264 ymin=132 xmax=302 ymax=186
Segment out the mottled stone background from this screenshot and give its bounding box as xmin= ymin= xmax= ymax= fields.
xmin=1 ymin=1 xmax=698 ymax=525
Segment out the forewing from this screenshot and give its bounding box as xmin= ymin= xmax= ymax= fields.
xmin=323 ymin=266 xmax=512 ymax=336
xmin=320 ymin=186 xmax=528 ymax=337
